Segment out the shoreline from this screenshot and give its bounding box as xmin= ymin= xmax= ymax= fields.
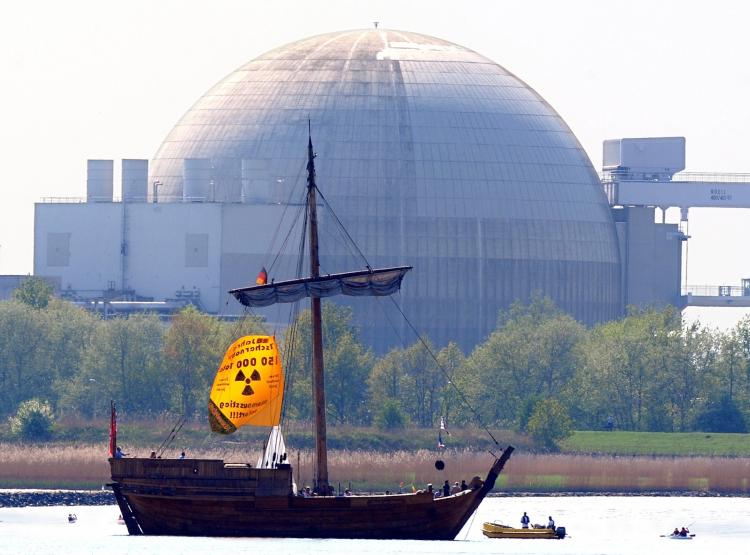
xmin=0 ymin=488 xmax=742 ymax=509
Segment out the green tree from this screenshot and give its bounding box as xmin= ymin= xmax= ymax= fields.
xmin=45 ymin=300 xmax=98 ymax=416
xmin=0 ymin=301 xmax=46 ymax=416
xmin=526 ymin=398 xmax=573 ymax=451
xmin=164 ymin=306 xmax=222 ymax=417
xmin=374 ymin=398 xmax=407 ymax=430
xmin=12 ymin=277 xmax=53 ymax=309
xmin=672 ymin=322 xmax=718 ymax=430
xmin=398 ymin=339 xmax=445 ymax=427
xmin=73 ymin=313 xmax=167 ymax=417
xmin=283 ymin=303 xmax=372 ymax=423
xmin=435 ymin=342 xmax=465 ymax=425
xmin=325 ymin=331 xmax=373 ymax=425
xmin=9 ymin=398 xmax=55 ymax=440
xmin=369 ymin=348 xmax=407 ymax=407
xmin=577 ymin=306 xmax=687 ymax=432
xmin=460 ymin=296 xmax=585 ymax=428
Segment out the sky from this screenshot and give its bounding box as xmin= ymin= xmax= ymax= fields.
xmin=1 ymin=0 xmax=749 ymax=328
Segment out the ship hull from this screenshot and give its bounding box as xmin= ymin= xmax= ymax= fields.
xmin=110 ymin=447 xmax=513 ymax=539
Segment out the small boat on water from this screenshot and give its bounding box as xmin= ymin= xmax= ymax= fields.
xmin=664 ymin=527 xmax=695 ymax=539
xmin=482 ymin=522 xmax=566 ymax=539
xmin=67 ymin=513 xmax=77 ymax=523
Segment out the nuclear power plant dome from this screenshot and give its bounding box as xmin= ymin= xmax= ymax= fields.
xmin=150 ymin=29 xmax=621 ymax=351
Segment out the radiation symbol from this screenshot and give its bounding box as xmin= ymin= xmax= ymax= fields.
xmin=234 ymin=367 xmax=262 ymax=396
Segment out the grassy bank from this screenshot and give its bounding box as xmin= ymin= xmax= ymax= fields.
xmin=2 ymin=443 xmax=749 ymax=494
xmin=562 ymin=431 xmax=750 ymax=457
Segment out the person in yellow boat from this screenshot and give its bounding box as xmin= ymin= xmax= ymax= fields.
xmin=521 ymin=512 xmax=530 ymax=528
xmin=547 ymin=516 xmax=555 ymax=530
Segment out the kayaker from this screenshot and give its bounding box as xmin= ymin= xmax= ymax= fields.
xmin=547 ymin=516 xmax=555 ymax=530
xmin=672 ymin=528 xmax=680 ymax=536
xmin=679 ymin=527 xmax=689 ymax=537
xmin=521 ymin=512 xmax=530 ymax=529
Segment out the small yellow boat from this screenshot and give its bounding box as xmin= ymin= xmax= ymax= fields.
xmin=482 ymin=522 xmax=566 ymax=539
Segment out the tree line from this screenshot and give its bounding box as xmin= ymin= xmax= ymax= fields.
xmin=1 ymin=278 xmax=749 ymax=435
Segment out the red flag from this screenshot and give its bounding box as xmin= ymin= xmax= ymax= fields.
xmin=256 ymin=267 xmax=268 ymax=285
xmin=109 ymin=401 xmax=117 ymax=457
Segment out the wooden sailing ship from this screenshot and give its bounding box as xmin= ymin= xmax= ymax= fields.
xmin=109 ymin=131 xmax=514 ymax=539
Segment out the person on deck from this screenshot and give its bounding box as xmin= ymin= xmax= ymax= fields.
xmin=179 ymin=451 xmax=186 ymax=459
xmin=521 ymin=512 xmax=530 ymax=529
xmin=114 ymin=446 xmax=128 ymax=458
xmin=460 ymin=479 xmax=468 ymax=491
xmin=442 ymin=480 xmax=451 ymax=497
xmin=450 ymin=481 xmax=461 ymax=495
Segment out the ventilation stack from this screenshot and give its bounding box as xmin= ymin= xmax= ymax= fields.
xmin=183 ymin=159 xmax=212 ymax=202
xmin=122 ymin=159 xmax=149 ymax=202
xmin=86 ymin=160 xmax=114 ymax=202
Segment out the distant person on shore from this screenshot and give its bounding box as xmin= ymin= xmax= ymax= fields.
xmin=521 ymin=512 xmax=530 ymax=529
xmin=606 ymin=415 xmax=614 ymax=431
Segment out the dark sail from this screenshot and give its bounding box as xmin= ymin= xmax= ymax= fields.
xmin=230 ymin=266 xmax=411 ymax=308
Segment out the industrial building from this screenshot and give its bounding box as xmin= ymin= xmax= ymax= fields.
xmin=31 ymin=29 xmax=750 ymax=353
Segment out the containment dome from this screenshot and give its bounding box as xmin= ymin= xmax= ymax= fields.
xmin=150 ymin=29 xmax=621 ymax=352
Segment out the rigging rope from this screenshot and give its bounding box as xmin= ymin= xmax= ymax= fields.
xmin=315 ymin=186 xmax=371 ymax=270
xmin=156 ymin=414 xmax=186 ymax=458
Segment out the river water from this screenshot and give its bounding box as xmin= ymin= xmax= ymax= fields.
xmin=1 ymin=496 xmax=748 ymax=555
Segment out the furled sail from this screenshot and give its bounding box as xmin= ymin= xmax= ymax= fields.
xmin=230 ymin=266 xmax=412 ymax=308
xmin=208 ymin=335 xmax=284 ymax=434
xmin=257 ymin=425 xmax=288 ymax=468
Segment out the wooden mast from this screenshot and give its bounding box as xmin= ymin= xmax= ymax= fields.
xmin=306 ymin=128 xmax=329 ymax=494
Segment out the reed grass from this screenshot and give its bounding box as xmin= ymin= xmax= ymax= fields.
xmin=1 ymin=443 xmax=748 ymax=494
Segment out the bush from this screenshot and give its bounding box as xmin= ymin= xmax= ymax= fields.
xmin=12 ymin=277 xmax=53 ymax=309
xmin=526 ymin=398 xmax=574 ymax=451
xmin=9 ymin=399 xmax=56 ymax=440
xmin=694 ymin=396 xmax=747 ymax=433
xmin=374 ymin=399 xmax=407 ymax=430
